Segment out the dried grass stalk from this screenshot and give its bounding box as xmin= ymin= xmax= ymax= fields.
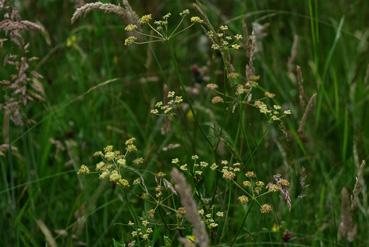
xmin=274 ymin=174 xmax=292 ymax=211
xmin=296 ymin=65 xmax=307 ymax=109
xmin=36 ymin=219 xmax=57 ymax=247
xmin=287 ymin=35 xmax=299 ymax=74
xmin=245 ymin=32 xmax=256 ymax=80
xmin=251 ymin=22 xmax=269 ymax=53
xmin=338 ymin=188 xmax=357 ymax=242
xmin=121 ymin=0 xmax=140 ymax=25
xmin=298 ymin=93 xmax=317 ymax=135
xmin=241 ymin=17 xmax=249 ymax=48
xmin=71 ymin=1 xmax=139 ymax=25
xmin=351 ymin=160 xmax=366 ymax=211
xmin=171 ymin=168 xmax=209 ymax=247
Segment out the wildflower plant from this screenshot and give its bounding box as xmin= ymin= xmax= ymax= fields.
xmin=1 ymin=0 xmax=366 ymax=245
xmin=74 ymin=2 xmax=294 ymax=246
xmin=78 ymin=146 xmax=291 ymax=245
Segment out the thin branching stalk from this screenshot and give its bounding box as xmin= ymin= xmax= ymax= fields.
xmin=193 ymin=2 xmax=233 ymax=74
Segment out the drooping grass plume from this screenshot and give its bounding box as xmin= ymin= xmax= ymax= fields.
xmin=0 ymin=19 xmax=44 ymax=32
xmin=71 ymin=1 xmax=139 ymax=25
xmin=1 ymin=1 xmax=46 ymax=126
xmin=121 ymin=0 xmax=139 ymax=26
xmin=171 ymin=168 xmax=209 ymax=247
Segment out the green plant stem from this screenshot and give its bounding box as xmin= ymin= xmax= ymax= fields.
xmin=230 ymin=202 xmax=254 ymax=247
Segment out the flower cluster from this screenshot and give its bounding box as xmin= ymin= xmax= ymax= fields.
xmin=170 ymin=154 xmax=290 ymax=215
xmin=77 ymin=137 xmax=144 ymax=188
xmin=206 ymin=25 xmax=243 ymax=51
xmin=78 ymin=143 xmax=291 ymax=246
xmin=221 ymin=161 xmax=241 ymax=180
xmin=198 ymin=208 xmax=224 ymax=229
xmin=254 ymin=99 xmax=291 ymax=122
xmin=260 ymin=204 xmax=273 ymax=214
xmin=127 ymin=215 xmax=154 ymax=243
xmin=150 ymin=91 xmax=183 ymax=117
xmin=171 ymin=155 xmax=217 ymax=181
xmin=190 ymin=16 xmax=204 ymax=24
xmin=77 ymin=165 xmax=90 ymax=175
xmin=235 ymin=75 xmax=259 ymax=96
xmin=240 ymin=171 xmax=291 ymax=213
xmin=207 ymin=67 xmax=292 ymax=123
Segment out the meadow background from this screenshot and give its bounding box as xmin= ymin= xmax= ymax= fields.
xmin=1 ymin=0 xmax=369 ymax=246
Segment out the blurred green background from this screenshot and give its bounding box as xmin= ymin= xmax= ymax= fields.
xmin=1 ymin=0 xmax=369 ymax=245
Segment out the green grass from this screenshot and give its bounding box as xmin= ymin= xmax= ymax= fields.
xmin=1 ymin=0 xmax=369 ymax=246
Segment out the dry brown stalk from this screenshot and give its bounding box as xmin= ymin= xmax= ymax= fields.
xmin=296 ymin=65 xmax=307 ymax=109
xmin=171 ymin=168 xmax=209 ymax=247
xmin=287 ymin=35 xmax=299 ymax=74
xmin=121 ymin=0 xmax=139 ymax=25
xmin=274 ymin=174 xmax=292 ymax=211
xmin=297 ymin=93 xmax=317 ymax=135
xmin=351 ymin=160 xmax=367 ymax=212
xmin=36 ymin=219 xmax=57 ymax=247
xmin=245 ymin=32 xmax=256 ymax=80
xmin=252 ymin=22 xmax=269 ymax=53
xmin=338 ymin=188 xmax=357 ymax=242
